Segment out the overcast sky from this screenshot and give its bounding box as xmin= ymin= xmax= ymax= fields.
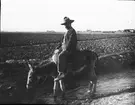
xmin=1 ymin=0 xmax=135 ymax=32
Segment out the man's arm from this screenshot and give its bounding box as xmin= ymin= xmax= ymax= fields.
xmin=56 ymin=35 xmax=64 ymax=49
xmin=66 ymin=30 xmax=74 ymax=51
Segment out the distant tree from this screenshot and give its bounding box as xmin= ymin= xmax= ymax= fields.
xmin=124 ymin=29 xmax=135 ymax=33
xmin=86 ymin=29 xmax=92 ymax=32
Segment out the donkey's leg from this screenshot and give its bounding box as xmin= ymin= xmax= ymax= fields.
xmin=91 ymin=55 xmax=98 ymax=96
xmin=59 ymin=79 xmax=65 ymax=99
xmin=87 ymin=81 xmax=93 ymax=93
xmin=91 ymin=80 xmax=97 ymax=95
xmin=88 ymin=80 xmax=97 ymax=95
xmin=53 ymin=80 xmax=59 ymax=99
xmin=87 ymin=59 xmax=97 ymax=96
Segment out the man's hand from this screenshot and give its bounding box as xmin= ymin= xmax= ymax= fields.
xmin=56 ymin=41 xmax=62 ymax=49
xmin=61 ymin=50 xmax=69 ymax=54
xmin=54 ymin=49 xmax=59 ymax=54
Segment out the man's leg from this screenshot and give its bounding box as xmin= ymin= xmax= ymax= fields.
xmin=55 ymin=51 xmax=68 ymax=81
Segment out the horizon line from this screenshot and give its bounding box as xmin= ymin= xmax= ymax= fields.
xmin=1 ymin=29 xmax=135 ymax=33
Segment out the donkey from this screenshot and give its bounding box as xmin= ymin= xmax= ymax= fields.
xmin=26 ymin=49 xmax=98 ymax=99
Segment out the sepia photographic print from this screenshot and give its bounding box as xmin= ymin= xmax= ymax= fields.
xmin=0 ymin=0 xmax=135 ymax=104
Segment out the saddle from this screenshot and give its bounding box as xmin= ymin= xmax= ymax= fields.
xmin=66 ymin=50 xmax=81 ymax=69
xmin=66 ymin=49 xmax=80 ymax=63
xmin=52 ymin=49 xmax=80 ymax=67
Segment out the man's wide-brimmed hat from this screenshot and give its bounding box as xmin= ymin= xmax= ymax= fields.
xmin=61 ymin=17 xmax=74 ymax=25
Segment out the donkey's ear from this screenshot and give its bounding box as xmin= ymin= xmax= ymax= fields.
xmin=27 ymin=61 xmax=34 ymax=71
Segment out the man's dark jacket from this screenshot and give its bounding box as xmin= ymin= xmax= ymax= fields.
xmin=57 ymin=28 xmax=77 ymax=53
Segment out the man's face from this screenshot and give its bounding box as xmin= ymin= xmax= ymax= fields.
xmin=64 ymin=24 xmax=70 ymax=30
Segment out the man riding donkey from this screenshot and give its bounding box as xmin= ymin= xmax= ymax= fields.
xmin=25 ymin=17 xmax=97 ymax=101
xmin=55 ymin=16 xmax=77 ymax=81
xmin=53 ymin=17 xmax=77 ymax=98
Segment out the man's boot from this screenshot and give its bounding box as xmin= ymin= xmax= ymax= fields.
xmin=54 ymin=72 xmax=65 ymax=81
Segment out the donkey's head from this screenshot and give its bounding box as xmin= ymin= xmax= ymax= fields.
xmin=26 ymin=59 xmax=58 ymax=89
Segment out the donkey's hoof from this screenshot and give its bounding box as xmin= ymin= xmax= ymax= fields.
xmin=53 ymin=96 xmax=57 ymax=101
xmin=61 ymin=93 xmax=66 ymax=100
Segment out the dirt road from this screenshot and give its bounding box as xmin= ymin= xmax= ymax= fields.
xmin=32 ymin=69 xmax=135 ymax=105
xmin=0 ymin=52 xmax=135 ymax=104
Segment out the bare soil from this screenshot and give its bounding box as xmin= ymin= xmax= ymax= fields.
xmin=0 ymin=52 xmax=135 ymax=104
